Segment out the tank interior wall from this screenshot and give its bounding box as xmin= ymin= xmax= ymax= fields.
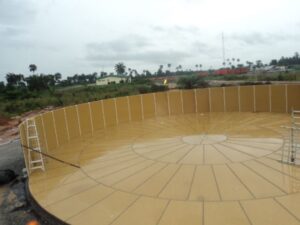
xmin=19 ymin=84 xmax=300 ymax=173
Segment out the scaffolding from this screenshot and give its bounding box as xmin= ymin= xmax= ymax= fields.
xmin=281 ymin=110 xmax=300 ymax=165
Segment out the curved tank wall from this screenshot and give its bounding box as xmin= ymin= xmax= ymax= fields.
xmin=19 ymin=84 xmax=300 ymax=174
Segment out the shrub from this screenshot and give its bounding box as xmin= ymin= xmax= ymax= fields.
xmin=150 ymin=84 xmax=168 ymax=92
xmin=177 ymin=76 xmax=208 ymax=89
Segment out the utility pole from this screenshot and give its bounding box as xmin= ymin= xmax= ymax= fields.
xmin=222 ymin=32 xmax=226 ymax=66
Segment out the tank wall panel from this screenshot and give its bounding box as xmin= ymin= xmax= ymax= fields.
xmin=34 ymin=115 xmax=48 ymax=153
xmin=103 ymin=99 xmax=117 ymax=126
xmin=78 ymin=103 xmax=92 ymax=135
xmin=42 ymin=112 xmax=57 ymax=151
xmin=53 ymin=109 xmax=69 ymax=145
xmin=116 ymin=97 xmax=130 ymax=123
xmin=142 ymin=93 xmax=155 ymax=119
xmin=65 ymin=106 xmax=80 ymax=139
xmin=255 ymin=85 xmax=270 ymax=112
xmin=240 ymin=86 xmax=254 ymax=112
xmin=182 ymin=90 xmax=196 ymax=113
xmin=168 ymin=90 xmax=182 ymax=115
xmin=287 ymin=84 xmax=300 ymax=112
xmin=90 ymin=101 xmax=105 ymax=130
xmin=129 ymin=95 xmax=143 ymax=121
xmin=155 ymin=92 xmax=169 ymax=116
xmin=271 ymin=85 xmax=286 ymax=113
xmin=225 ymin=86 xmax=239 ymax=112
xmin=210 ymin=88 xmax=224 ymax=112
xmin=196 ymin=89 xmax=209 ymax=113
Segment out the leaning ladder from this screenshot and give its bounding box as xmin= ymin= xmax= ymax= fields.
xmin=281 ymin=110 xmax=300 ymax=165
xmin=26 ymin=118 xmax=45 ymax=173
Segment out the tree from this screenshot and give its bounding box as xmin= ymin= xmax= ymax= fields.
xmin=144 ymin=70 xmax=152 ymax=76
xmin=270 ymin=59 xmax=278 ymax=66
xmin=256 ymin=60 xmax=263 ymax=68
xmin=0 ymin=81 xmax=5 ymax=92
xmin=167 ymin=63 xmax=171 ymax=71
xmin=177 ymin=76 xmax=208 ymax=89
xmin=54 ymin=73 xmax=62 ymax=84
xmin=25 ymin=74 xmax=55 ymax=91
xmin=157 ymin=65 xmax=164 ymax=76
xmin=115 ymin=63 xmax=126 ymax=75
xmin=100 ymin=71 xmax=107 ymax=77
xmin=29 ymin=64 xmax=37 ymax=74
xmin=6 ymin=73 xmax=25 ymax=87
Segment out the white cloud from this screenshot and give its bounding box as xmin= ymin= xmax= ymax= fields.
xmin=0 ymin=0 xmax=299 ymax=80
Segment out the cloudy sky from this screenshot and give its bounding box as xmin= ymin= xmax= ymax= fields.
xmin=0 ymin=0 xmax=299 ymax=81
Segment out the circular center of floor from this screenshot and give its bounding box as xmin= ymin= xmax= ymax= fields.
xmin=182 ymin=134 xmax=227 ymax=145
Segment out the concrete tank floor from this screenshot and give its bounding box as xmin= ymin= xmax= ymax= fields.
xmin=29 ymin=112 xmax=300 ymax=225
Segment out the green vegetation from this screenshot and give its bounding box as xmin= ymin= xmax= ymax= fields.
xmin=1 ymin=56 xmax=300 ymax=118
xmin=0 ymin=75 xmax=168 ymax=117
xmin=203 ymin=71 xmax=300 ymax=82
xmin=177 ymin=76 xmax=208 ymax=89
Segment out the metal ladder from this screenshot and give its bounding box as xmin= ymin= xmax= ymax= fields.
xmin=26 ymin=118 xmax=45 ymax=173
xmin=281 ymin=110 xmax=300 ymax=165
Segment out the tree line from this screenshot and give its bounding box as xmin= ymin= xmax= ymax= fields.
xmin=270 ymin=52 xmax=300 ymax=67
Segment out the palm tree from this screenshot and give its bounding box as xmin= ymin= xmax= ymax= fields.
xmin=29 ymin=64 xmax=37 ymax=75
xmin=115 ymin=62 xmax=126 ymax=75
xmin=167 ymin=63 xmax=171 ymax=71
xmin=195 ymin=64 xmax=199 ymax=71
xmin=199 ymin=64 xmax=202 ymax=70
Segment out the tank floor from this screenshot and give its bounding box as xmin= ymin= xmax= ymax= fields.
xmin=29 ymin=112 xmax=300 ymax=225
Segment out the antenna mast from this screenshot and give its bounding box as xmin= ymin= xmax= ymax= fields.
xmin=222 ymin=32 xmax=225 ymax=65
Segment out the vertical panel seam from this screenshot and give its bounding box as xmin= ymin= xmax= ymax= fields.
xmin=238 ymin=86 xmax=241 ymax=112
xmin=153 ymin=93 xmax=157 ymax=116
xmin=88 ymin=102 xmax=94 ymax=133
xmin=114 ymin=98 xmax=118 ymax=124
xmin=140 ymin=95 xmax=144 ymax=120
xmin=75 ymin=105 xmax=82 ymax=136
xmin=285 ymin=84 xmax=288 ymax=113
xmin=51 ymin=111 xmax=59 ymax=146
xmin=194 ymin=89 xmax=198 ymax=113
xmin=208 ymin=88 xmax=212 ymax=112
xmin=127 ymin=96 xmax=131 ymax=121
xmin=180 ymin=90 xmax=184 ymax=114
xmin=101 ymin=100 xmax=106 ymax=128
xmin=167 ymin=92 xmax=171 ymax=116
xmin=253 ymin=86 xmax=256 ymax=112
xmin=223 ymin=87 xmax=226 ymax=112
xmin=269 ymin=85 xmax=272 ymax=112
xmin=40 ymin=114 xmax=49 ymax=153
xmin=63 ymin=108 xmax=70 ymax=141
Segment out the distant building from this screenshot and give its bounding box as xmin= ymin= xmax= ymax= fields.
xmin=96 ymin=75 xmax=131 ymax=86
xmin=213 ymin=67 xmax=249 ymax=76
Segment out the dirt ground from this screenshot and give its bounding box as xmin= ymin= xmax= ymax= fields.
xmin=0 ymin=107 xmax=54 ymax=145
xmin=0 ymin=141 xmax=42 ymax=225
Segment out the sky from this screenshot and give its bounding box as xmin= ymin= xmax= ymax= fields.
xmin=0 ymin=0 xmax=299 ymax=81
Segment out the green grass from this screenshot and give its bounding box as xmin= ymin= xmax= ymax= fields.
xmin=0 ymin=83 xmax=167 ymax=117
